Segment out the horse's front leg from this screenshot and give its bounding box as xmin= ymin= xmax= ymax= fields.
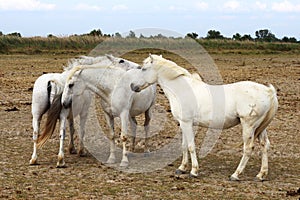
xmin=57 ymin=109 xmax=68 ymax=167
xmin=30 ymin=116 xmax=40 ymax=165
xmin=129 ymin=117 xmax=137 ymax=152
xmin=67 ymin=109 xmax=77 ymax=154
xmin=76 ymin=109 xmax=89 ymax=157
xmin=120 ymin=111 xmax=130 ymax=167
xmin=175 ymin=131 xmax=189 ymax=175
xmin=180 ymin=121 xmax=198 ymax=177
xmin=104 ymin=112 xmax=116 ymax=164
xmin=143 ymin=108 xmax=152 ymax=153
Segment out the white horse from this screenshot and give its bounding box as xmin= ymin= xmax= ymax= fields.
xmin=61 ymin=65 xmax=156 ymax=167
xmin=130 ymin=54 xmax=278 ymax=181
xmin=30 ymin=55 xmax=138 ymax=167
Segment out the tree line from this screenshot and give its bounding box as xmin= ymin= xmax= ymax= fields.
xmin=187 ymin=29 xmax=298 ymax=43
xmin=0 ymin=28 xmax=298 ymax=43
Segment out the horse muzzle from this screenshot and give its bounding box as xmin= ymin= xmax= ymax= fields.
xmin=130 ymin=83 xmax=141 ymax=92
xmin=62 ymin=100 xmax=72 ymax=109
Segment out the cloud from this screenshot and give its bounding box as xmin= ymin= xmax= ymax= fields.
xmin=272 ymin=0 xmax=300 ymax=12
xmin=223 ymin=0 xmax=240 ymax=10
xmin=0 ymin=0 xmax=55 ymax=11
xmin=169 ymin=5 xmax=187 ymax=11
xmin=195 ymin=2 xmax=209 ymax=10
xmin=112 ymin=4 xmax=128 ymax=11
xmin=74 ymin=3 xmax=103 ymax=11
xmin=255 ymin=1 xmax=267 ymax=10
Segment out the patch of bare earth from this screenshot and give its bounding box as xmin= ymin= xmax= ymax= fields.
xmin=0 ymin=53 xmax=299 ymax=199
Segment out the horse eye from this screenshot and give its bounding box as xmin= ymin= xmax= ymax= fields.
xmin=119 ymin=59 xmax=125 ymax=64
xmin=69 ymin=83 xmax=74 ymax=88
xmin=137 ymin=66 xmax=142 ymax=69
xmin=142 ymin=68 xmax=147 ymax=71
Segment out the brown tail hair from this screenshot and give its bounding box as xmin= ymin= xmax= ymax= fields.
xmin=37 ymin=94 xmax=62 ymax=148
xmin=254 ymin=84 xmax=278 ymax=139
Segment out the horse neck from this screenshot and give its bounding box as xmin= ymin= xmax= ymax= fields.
xmin=81 ymin=67 xmax=125 ymax=97
xmin=157 ymin=75 xmax=194 ymax=103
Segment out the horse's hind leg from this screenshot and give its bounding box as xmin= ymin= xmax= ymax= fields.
xmin=230 ymin=122 xmax=255 ymax=181
xmin=256 ymin=129 xmax=270 ymax=181
xmin=30 ymin=115 xmax=41 ymax=165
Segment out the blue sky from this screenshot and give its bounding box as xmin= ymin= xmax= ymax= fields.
xmin=0 ymin=0 xmax=299 ymax=39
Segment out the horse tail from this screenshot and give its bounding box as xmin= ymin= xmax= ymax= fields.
xmin=254 ymin=84 xmax=278 ymax=139
xmin=37 ymin=94 xmax=62 ymax=148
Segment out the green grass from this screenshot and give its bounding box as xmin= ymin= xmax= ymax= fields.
xmin=0 ymin=35 xmax=299 ymax=55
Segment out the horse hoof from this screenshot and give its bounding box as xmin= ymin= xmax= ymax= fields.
xmin=189 ymin=173 xmax=198 ymax=178
xmin=29 ymin=157 xmax=39 ymax=165
xmin=79 ymin=152 xmax=88 ymax=157
xmin=175 ymin=169 xmax=188 ymax=175
xmin=229 ymin=175 xmax=240 ymax=181
xmin=254 ymin=176 xmax=267 ymax=182
xmin=56 ymin=161 xmax=66 ymax=168
xmin=68 ymin=147 xmax=77 ymax=154
xmin=106 ymin=158 xmax=116 ymax=164
xmin=120 ymin=161 xmax=129 ymax=167
xmin=56 ymin=164 xmax=67 ymax=168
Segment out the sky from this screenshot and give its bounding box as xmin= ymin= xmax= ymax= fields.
xmin=0 ymin=0 xmax=299 ymax=39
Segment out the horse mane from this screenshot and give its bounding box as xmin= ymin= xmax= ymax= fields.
xmin=64 ymin=56 xmax=108 ymax=71
xmin=149 ymin=55 xmax=191 ymax=80
xmin=66 ymin=64 xmax=117 ymax=82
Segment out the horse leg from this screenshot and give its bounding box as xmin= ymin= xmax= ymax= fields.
xmin=78 ymin=111 xmax=88 ymax=157
xmin=230 ymin=123 xmax=255 ymax=181
xmin=57 ymin=109 xmax=68 ymax=168
xmin=120 ymin=111 xmax=130 ymax=167
xmin=30 ymin=115 xmax=41 ymax=165
xmin=129 ymin=117 xmax=137 ymax=152
xmin=105 ymin=113 xmax=116 ymax=164
xmin=67 ymin=109 xmax=77 ymax=154
xmin=143 ymin=109 xmax=152 ymax=153
xmin=175 ymin=130 xmax=189 ymax=175
xmin=256 ymin=129 xmax=270 ymax=181
xmin=180 ymin=121 xmax=198 ymax=177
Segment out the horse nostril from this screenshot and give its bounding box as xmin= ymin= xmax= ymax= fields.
xmin=130 ymin=83 xmax=140 ymax=92
xmin=62 ymin=101 xmax=70 ymax=108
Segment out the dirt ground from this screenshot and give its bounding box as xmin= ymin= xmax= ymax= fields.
xmin=0 ymin=52 xmax=299 ymax=199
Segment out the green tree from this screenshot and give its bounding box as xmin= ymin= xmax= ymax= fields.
xmin=282 ymin=36 xmax=297 ymax=43
xmin=255 ymin=29 xmax=277 ymax=42
xmin=206 ymin=30 xmax=224 ymax=39
xmin=241 ymin=34 xmax=253 ymax=41
xmin=88 ymin=29 xmax=102 ymax=37
xmin=127 ymin=30 xmax=136 ymax=38
xmin=7 ymin=32 xmax=22 ymax=37
xmin=114 ymin=32 xmax=122 ymax=38
xmin=232 ymin=33 xmax=241 ymax=41
xmin=0 ymin=31 xmax=3 ymax=36
xmin=186 ymin=32 xmax=198 ymax=39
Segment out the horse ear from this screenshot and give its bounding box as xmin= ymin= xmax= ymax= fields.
xmin=105 ymin=54 xmax=115 ymax=63
xmin=159 ymin=55 xmax=162 ymax=58
xmin=149 ymin=54 xmax=154 ymax=63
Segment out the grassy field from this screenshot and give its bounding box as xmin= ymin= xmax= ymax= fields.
xmin=1 ymin=36 xmax=300 ymax=55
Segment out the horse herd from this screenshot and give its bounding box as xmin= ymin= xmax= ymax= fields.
xmin=29 ymin=54 xmax=278 ymax=181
